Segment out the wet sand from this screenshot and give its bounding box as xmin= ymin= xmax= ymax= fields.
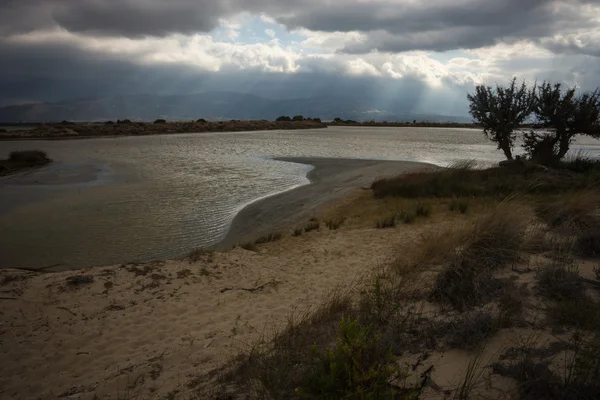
xmin=218 ymin=157 xmax=436 ymax=248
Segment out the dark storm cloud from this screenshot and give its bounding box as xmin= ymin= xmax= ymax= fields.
xmin=0 ymin=36 xmax=464 ymax=115
xmin=1 ymin=0 xmax=597 ymax=54
xmin=0 ymin=0 xmax=224 ymax=36
xmin=0 ymin=0 xmax=598 ymax=108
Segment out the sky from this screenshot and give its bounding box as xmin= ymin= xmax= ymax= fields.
xmin=1 ymin=0 xmax=599 ymax=116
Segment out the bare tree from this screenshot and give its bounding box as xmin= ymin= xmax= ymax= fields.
xmin=467 ymin=78 xmax=535 ymax=160
xmin=526 ymin=82 xmax=600 ymax=164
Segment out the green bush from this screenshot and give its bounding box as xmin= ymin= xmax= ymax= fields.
xmin=292 ymin=228 xmax=303 ymax=237
xmin=302 ymin=316 xmax=410 ymax=399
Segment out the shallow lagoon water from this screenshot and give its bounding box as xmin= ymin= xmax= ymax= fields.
xmin=1 ymin=126 xmax=599 ymax=269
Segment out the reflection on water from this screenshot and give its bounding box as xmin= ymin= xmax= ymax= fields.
xmin=1 ymin=126 xmax=599 ymax=269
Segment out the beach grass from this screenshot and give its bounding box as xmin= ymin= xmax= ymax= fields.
xmin=216 ymin=160 xmax=600 ymax=398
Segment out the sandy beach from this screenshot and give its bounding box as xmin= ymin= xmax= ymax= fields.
xmin=3 ymin=156 xmax=598 ymax=399
xmin=0 ymin=157 xmax=435 ymax=399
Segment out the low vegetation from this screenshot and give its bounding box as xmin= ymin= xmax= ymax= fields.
xmin=254 ymin=232 xmax=283 ymax=244
xmin=325 ymin=217 xmax=346 ymax=230
xmin=239 ymin=242 xmax=258 ymax=252
xmin=372 ymin=159 xmax=600 ymax=199
xmin=376 ymin=215 xmax=396 ymax=229
xmin=304 ymin=219 xmax=320 ymax=232
xmin=430 ymin=204 xmax=527 ymax=311
xmin=449 ymin=198 xmax=469 ymax=213
xmin=0 ymin=150 xmax=52 ymax=175
xmin=213 ymin=156 xmax=600 ymax=399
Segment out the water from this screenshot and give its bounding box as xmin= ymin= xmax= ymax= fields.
xmin=1 ymin=126 xmax=599 ymax=269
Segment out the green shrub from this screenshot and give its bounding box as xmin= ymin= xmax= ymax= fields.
xmin=292 ymin=228 xmax=303 ymax=237
xmin=302 ymin=316 xmax=411 ymax=398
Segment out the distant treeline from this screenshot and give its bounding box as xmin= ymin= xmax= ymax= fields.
xmin=275 ymin=116 xmax=477 ymax=128
xmin=328 ymin=118 xmax=476 ymax=128
xmin=276 ymin=115 xmax=322 ymax=122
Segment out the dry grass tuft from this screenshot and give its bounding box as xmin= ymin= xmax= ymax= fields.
xmin=445 ymin=310 xmax=497 ymax=349
xmin=65 ymin=275 xmax=94 ymax=288
xmin=225 ymin=288 xmax=356 ymax=398
xmin=376 ymin=215 xmax=396 ymax=229
xmin=186 ymin=248 xmax=214 ymax=263
xmin=535 ymin=191 xmax=600 ymax=232
xmin=325 ymin=217 xmax=347 ymax=230
xmin=255 ymin=232 xmax=283 ymax=244
xmin=430 ymin=203 xmax=527 ymax=310
xmin=239 ymin=242 xmax=258 ymax=252
xmin=493 ymin=334 xmax=600 ymax=399
xmin=536 ymin=264 xmax=583 ymax=301
xmin=304 ymin=220 xmax=320 ymax=232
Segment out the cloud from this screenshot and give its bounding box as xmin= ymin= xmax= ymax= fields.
xmin=0 ymin=0 xmax=599 ymax=110
xmin=1 ymin=1 xmax=598 ymax=55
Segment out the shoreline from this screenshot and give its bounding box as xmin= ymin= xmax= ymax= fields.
xmin=216 ymin=157 xmax=436 ymax=249
xmin=0 ymin=157 xmax=434 ymax=272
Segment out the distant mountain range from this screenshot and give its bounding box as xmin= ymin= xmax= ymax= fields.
xmin=0 ymin=92 xmax=472 ymax=123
